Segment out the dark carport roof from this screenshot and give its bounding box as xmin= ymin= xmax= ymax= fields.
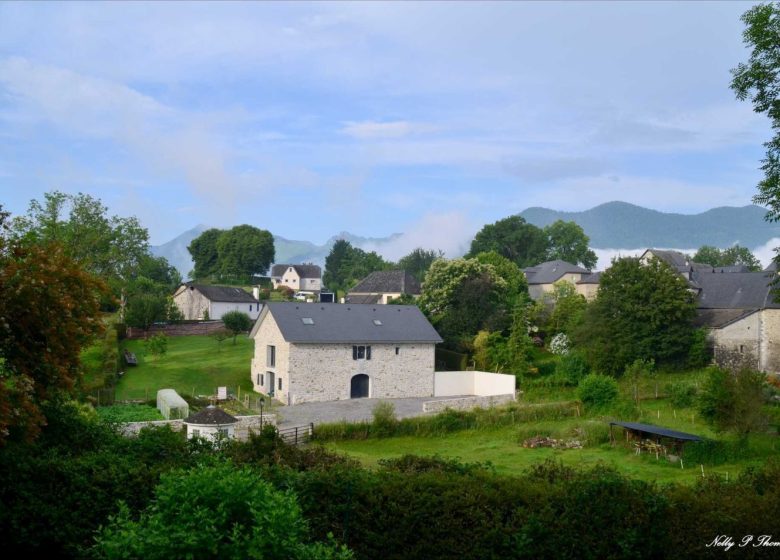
xmin=349 ymin=270 xmax=421 ymax=295
xmin=609 ymin=421 xmax=703 ymax=442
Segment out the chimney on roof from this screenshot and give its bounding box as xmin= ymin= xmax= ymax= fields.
xmin=252 ymin=286 xmax=260 ymax=300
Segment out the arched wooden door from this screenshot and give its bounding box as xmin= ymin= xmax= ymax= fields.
xmin=350 ymin=374 xmax=369 ymax=398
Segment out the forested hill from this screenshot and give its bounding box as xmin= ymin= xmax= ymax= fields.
xmin=520 ymin=201 xmax=780 ymax=248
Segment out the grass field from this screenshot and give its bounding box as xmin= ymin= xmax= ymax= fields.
xmin=325 ymin=368 xmax=780 ymax=484
xmin=115 ymin=334 xmax=255 ymax=401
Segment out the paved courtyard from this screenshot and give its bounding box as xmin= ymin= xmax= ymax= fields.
xmin=274 ymin=396 xmax=468 ymax=428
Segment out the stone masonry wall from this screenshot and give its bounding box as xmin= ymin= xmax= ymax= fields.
xmin=126 ymin=321 xmax=225 ymax=339
xmin=251 ymin=312 xmax=290 ymax=402
xmin=119 ymin=414 xmax=276 ymax=440
xmin=712 ymin=312 xmax=760 ymax=371
xmin=422 ymin=394 xmax=515 ymax=413
xmin=761 ymin=309 xmax=780 ymax=373
xmin=287 ymin=343 xmax=435 ymax=404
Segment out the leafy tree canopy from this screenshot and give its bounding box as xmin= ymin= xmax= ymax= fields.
xmin=732 ymin=3 xmax=780 ymax=223
xmin=0 ymin=207 xmax=108 ymax=443
xmin=397 ymin=248 xmax=444 ymax=283
xmin=418 ymin=258 xmax=508 ymax=348
xmin=467 ymin=215 xmax=548 ymax=268
xmin=11 ymin=191 xmax=149 ymax=281
xmin=188 ymin=225 xmax=275 ymax=283
xmin=222 ymin=310 xmax=254 ymax=344
xmin=473 ymin=251 xmax=529 ymax=303
xmin=692 ymin=245 xmax=762 ymax=271
xmin=543 ymin=220 xmax=598 ymax=269
xmin=574 ymin=257 xmax=697 ymax=375
xmin=188 ymin=228 xmax=223 ymax=280
xmin=698 ymin=367 xmax=768 ymax=436
xmin=323 ymin=239 xmax=392 ymax=294
xmin=93 ymin=463 xmax=352 ymax=559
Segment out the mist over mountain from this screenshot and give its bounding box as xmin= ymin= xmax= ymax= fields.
xmin=519 ymin=202 xmax=780 ymax=249
xmin=152 ymin=202 xmax=780 ymax=278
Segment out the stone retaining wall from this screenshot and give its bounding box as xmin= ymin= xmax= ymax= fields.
xmin=126 ymin=321 xmax=226 ymax=339
xmin=118 ymin=414 xmax=276 ymax=440
xmin=422 ymin=394 xmax=515 ymax=413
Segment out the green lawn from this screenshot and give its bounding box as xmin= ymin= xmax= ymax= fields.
xmin=115 ymin=335 xmax=255 ymax=401
xmin=325 ymin=369 xmax=779 ymax=484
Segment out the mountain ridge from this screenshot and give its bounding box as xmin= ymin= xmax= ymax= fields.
xmin=151 ymin=202 xmax=780 ymax=278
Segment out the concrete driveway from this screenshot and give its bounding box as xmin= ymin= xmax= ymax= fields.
xmin=274 ymin=396 xmax=466 ymax=429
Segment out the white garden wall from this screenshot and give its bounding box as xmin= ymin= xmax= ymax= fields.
xmin=433 ymin=371 xmax=515 ymax=397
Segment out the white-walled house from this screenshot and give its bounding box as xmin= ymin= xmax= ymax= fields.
xmin=173 ymin=283 xmax=261 ymax=321
xmin=523 ymin=260 xmax=599 ymax=301
xmin=346 ymin=270 xmax=421 ymax=304
xmin=249 ymin=302 xmax=443 ymax=405
xmin=270 ymin=264 xmax=322 ymax=293
xmin=183 ymin=406 xmax=238 ymax=441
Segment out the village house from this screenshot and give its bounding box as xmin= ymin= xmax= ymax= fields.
xmin=249 ymin=302 xmax=442 ymax=405
xmin=172 ymin=283 xmax=261 ymax=321
xmin=523 ymin=260 xmax=600 ymax=301
xmin=345 ymin=270 xmax=421 ymax=304
xmin=640 ymin=249 xmax=780 ymax=372
xmin=270 ymin=264 xmax=322 ymax=293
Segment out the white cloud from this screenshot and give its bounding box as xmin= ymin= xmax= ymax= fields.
xmin=360 ymin=211 xmax=476 ymax=261
xmin=750 ymin=237 xmax=780 ymax=269
xmin=341 ymin=120 xmax=437 ymax=139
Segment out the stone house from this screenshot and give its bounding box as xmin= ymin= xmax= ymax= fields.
xmin=345 ymin=270 xmax=421 ymax=304
xmin=249 ymin=302 xmax=442 ymax=405
xmin=523 ymin=260 xmax=599 ymax=301
xmin=693 ymin=270 xmax=780 ymax=372
xmin=172 ymin=283 xmax=261 ymax=321
xmin=641 ymin=249 xmax=780 ymax=372
xmin=270 ymin=264 xmax=322 ymax=293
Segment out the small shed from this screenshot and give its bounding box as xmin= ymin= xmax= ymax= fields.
xmin=183 ymin=406 xmax=238 ymax=441
xmin=156 ymin=389 xmax=189 ymax=420
xmin=609 ymin=421 xmax=703 ymax=456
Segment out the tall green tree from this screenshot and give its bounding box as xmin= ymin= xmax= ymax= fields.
xmin=0 ymin=207 xmax=108 ymax=443
xmin=188 ymin=228 xmax=223 ymax=280
xmin=418 ymin=258 xmax=507 ymax=348
xmin=693 ymin=245 xmax=762 ymax=271
xmin=467 ymin=215 xmax=549 ymax=268
xmin=397 ymin=248 xmax=444 ymax=283
xmin=11 ymin=191 xmax=149 ymax=281
xmin=323 ymin=239 xmax=391 ymax=294
xmin=216 ymin=224 xmax=275 ymax=281
xmin=545 ymin=280 xmax=587 ymax=336
xmin=732 ymin=3 xmax=780 ymax=224
xmin=698 ymin=367 xmax=767 ymax=436
xmin=543 ymin=220 xmax=597 ymax=269
xmin=574 ymin=257 xmax=697 ymax=375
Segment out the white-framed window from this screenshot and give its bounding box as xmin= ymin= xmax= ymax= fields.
xmin=218 ymin=428 xmax=229 ymax=437
xmin=192 ymin=429 xmax=200 ymax=438
xmin=352 ymin=346 xmax=371 ymax=360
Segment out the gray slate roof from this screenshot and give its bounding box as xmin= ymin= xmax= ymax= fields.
xmin=184 ymin=283 xmax=258 ymax=303
xmin=270 ymin=264 xmax=321 ymax=279
xmin=184 ymin=406 xmax=238 ymax=425
xmin=255 ymin=302 xmax=442 ymax=344
xmin=345 ymin=293 xmax=382 ymax=304
xmin=523 ymin=260 xmax=590 ymax=285
xmin=349 ymin=270 xmax=421 ymax=295
xmin=695 ymin=272 xmax=780 ymax=309
xmin=576 ymin=272 xmax=601 ymax=284
xmin=694 ymin=308 xmax=759 ymax=329
xmin=643 ymin=249 xmax=690 ymax=268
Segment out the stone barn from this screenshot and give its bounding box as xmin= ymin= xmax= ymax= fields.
xmin=249 ymin=302 xmax=442 ymax=405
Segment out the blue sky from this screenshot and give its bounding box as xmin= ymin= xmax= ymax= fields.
xmin=0 ymin=1 xmax=771 ymax=258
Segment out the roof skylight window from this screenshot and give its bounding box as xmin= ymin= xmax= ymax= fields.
xmin=302 ymin=317 xmax=314 ymax=325
xmin=373 ymin=319 xmax=382 ymax=326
